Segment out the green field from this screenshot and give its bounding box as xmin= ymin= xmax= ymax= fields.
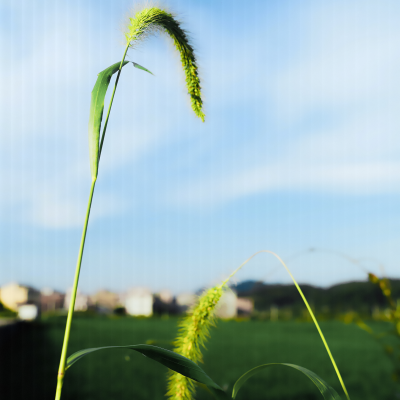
xmin=1 ymin=317 xmax=398 ymax=400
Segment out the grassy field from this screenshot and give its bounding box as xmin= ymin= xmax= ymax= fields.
xmin=1 ymin=316 xmax=398 ymax=400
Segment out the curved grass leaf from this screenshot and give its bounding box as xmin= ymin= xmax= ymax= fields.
xmin=132 ymin=61 xmax=153 ymax=75
xmin=88 ymin=61 xmax=129 ymax=179
xmin=66 ymin=344 xmax=229 ymax=399
xmin=232 ymin=363 xmax=342 ymax=400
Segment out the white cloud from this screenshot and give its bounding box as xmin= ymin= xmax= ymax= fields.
xmin=286 ymin=104 xmax=400 ymax=163
xmin=29 ymin=189 xmax=126 ymax=229
xmin=3 ymin=0 xmax=400 ymax=225
xmin=269 ymin=2 xmax=400 ymax=123
xmin=168 ymin=160 xmax=400 ymax=208
xmin=0 ymin=1 xmax=203 ymax=228
xmin=0 ymin=7 xmax=97 ymax=141
xmin=164 ymin=1 xmax=400 ymax=208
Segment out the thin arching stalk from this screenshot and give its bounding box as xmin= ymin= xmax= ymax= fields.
xmin=223 ymin=250 xmax=351 ymax=400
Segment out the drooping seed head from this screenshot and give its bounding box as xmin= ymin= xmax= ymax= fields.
xmin=124 ymin=7 xmax=205 ymax=122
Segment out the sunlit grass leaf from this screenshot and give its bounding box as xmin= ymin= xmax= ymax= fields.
xmin=66 ymin=344 xmax=229 ymax=400
xmin=132 ymin=61 xmax=153 ymax=75
xmin=88 ymin=61 xmax=129 ymax=179
xmin=232 ymin=363 xmax=342 ymax=400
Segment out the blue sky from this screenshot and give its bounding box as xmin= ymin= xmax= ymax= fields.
xmin=1 ymin=0 xmax=400 ymax=294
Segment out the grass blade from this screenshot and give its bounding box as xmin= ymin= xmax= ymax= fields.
xmin=66 ymin=344 xmax=229 ymax=400
xmin=88 ymin=61 xmax=129 ymax=179
xmin=132 ymin=61 xmax=153 ymax=75
xmin=232 ymin=363 xmax=342 ymax=400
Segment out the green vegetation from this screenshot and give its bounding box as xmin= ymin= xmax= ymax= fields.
xmin=2 ymin=318 xmax=397 ymax=400
xmin=236 ymin=279 xmax=400 ymax=316
xmin=50 ymin=3 xmax=389 ymax=399
xmin=0 ymin=301 xmax=17 ymax=318
xmin=63 ymin=251 xmax=350 ymax=399
xmin=355 ymin=274 xmax=400 ymax=389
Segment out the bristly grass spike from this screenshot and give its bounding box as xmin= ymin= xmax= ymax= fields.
xmin=124 ymin=7 xmax=205 ymax=121
xmin=167 ymin=285 xmax=225 ymax=400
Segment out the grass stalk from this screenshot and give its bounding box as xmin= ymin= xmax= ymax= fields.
xmin=55 ymin=43 xmax=130 ymax=400
xmin=223 ymin=250 xmax=351 ymax=400
xmin=55 ymin=177 xmax=96 ymax=400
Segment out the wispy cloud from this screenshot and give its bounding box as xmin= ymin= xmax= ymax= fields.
xmin=168 ymin=160 xmax=400 ymax=208
xmin=2 ymin=0 xmax=400 ymax=226
xmin=0 ymin=1 xmax=201 ymax=228
xmin=2 ymin=0 xmax=400 ymax=292
xmin=165 ymin=1 xmax=400 ymax=208
xmin=29 ymin=189 xmax=127 ymax=229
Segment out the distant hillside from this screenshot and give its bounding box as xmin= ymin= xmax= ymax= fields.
xmin=232 ymin=279 xmax=400 ymax=313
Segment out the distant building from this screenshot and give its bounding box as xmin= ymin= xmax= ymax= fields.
xmin=124 ymin=287 xmax=153 ymax=317
xmin=153 ymin=290 xmax=180 ymax=315
xmin=0 ymin=283 xmax=40 ymax=312
xmin=90 ymin=290 xmax=120 ymax=313
xmin=157 ymin=289 xmax=173 ymax=304
xmin=176 ymin=292 xmax=197 ymax=312
xmin=18 ymin=304 xmax=39 ymax=321
xmin=237 ymin=297 xmax=254 ymax=315
xmin=41 ymin=288 xmax=65 ymax=313
xmin=64 ymin=289 xmax=91 ymax=311
xmin=215 ymin=289 xmax=237 ymax=319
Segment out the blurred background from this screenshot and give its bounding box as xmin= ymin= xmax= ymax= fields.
xmin=1 ymin=0 xmax=400 ymax=399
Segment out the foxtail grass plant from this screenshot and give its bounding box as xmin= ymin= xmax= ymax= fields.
xmin=55 ymin=6 xmax=205 ymax=400
xmin=55 ymin=5 xmax=351 ymax=400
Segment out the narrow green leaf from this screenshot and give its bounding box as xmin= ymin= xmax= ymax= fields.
xmin=232 ymin=363 xmax=342 ymax=400
xmin=88 ymin=61 xmax=129 ymax=179
xmin=132 ymin=61 xmax=153 ymax=75
xmin=66 ymin=344 xmax=229 ymax=399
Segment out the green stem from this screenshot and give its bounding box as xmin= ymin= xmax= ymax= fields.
xmin=55 ymin=177 xmax=97 ymax=400
xmin=55 ymin=43 xmax=131 ymax=400
xmin=99 ymin=43 xmax=130 ymax=159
